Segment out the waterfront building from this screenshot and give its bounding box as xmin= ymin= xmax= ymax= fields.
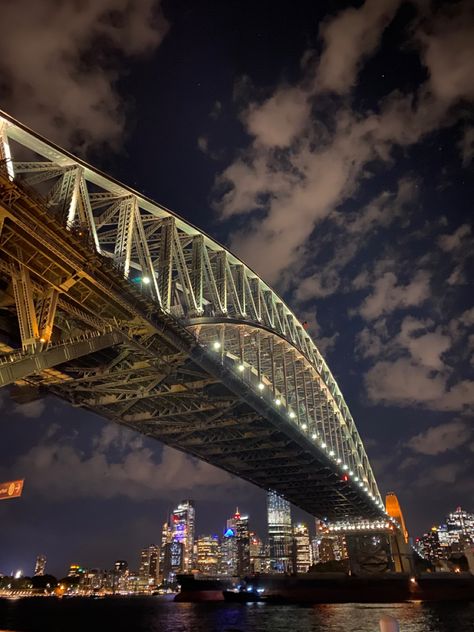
xmin=292 ymin=524 xmax=312 ymax=573
xmin=267 ymin=491 xmax=292 ymax=572
xmin=196 ymin=535 xmax=219 ymax=575
xmin=113 ymin=560 xmax=129 ymax=593
xmin=34 ymin=554 xmax=46 ymax=576
xmin=172 ymin=500 xmax=195 ymax=572
xmin=67 ymin=564 xmax=86 ymax=578
xmin=419 ymin=527 xmax=443 ymax=563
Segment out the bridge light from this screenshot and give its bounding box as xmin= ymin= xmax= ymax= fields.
xmin=311 ymin=433 xmax=317 ymax=440
xmin=258 ymin=382 xmax=265 ymax=391
xmin=321 ymin=442 xmax=327 ymax=449
xmin=336 ymin=458 xmax=342 ymax=464
xmin=141 ymin=276 xmax=151 ymax=284
xmin=212 ymin=341 xmax=221 ymax=351
xmin=329 ymin=450 xmax=335 ymax=456
xmin=301 ymin=423 xmax=307 ymax=431
xmin=358 ymin=482 xmax=363 ymax=487
xmin=349 ymin=470 xmax=354 ymax=476
xmin=289 ymin=411 xmax=296 ymax=419
xmin=237 ymin=364 xmax=245 ymax=372
xmin=354 ymin=476 xmax=359 ymax=482
xmin=342 ymin=464 xmax=348 ymax=470
xmin=274 ymin=398 xmax=281 ymax=406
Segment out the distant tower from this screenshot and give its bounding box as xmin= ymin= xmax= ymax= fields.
xmin=292 ymin=524 xmax=312 ymax=573
xmin=233 ymin=508 xmax=251 ymax=576
xmin=267 ymin=491 xmax=292 ymax=572
xmin=385 ymin=492 xmax=409 ymax=543
xmin=172 ymin=500 xmax=195 ymax=572
xmin=34 ymin=554 xmax=46 ymax=576
xmin=139 ymin=545 xmax=159 ymax=591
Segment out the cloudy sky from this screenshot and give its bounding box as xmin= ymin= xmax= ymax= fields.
xmin=0 ymin=0 xmax=473 ymax=577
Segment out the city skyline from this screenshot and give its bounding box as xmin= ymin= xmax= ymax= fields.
xmin=1 ymin=0 xmax=473 ymax=576
xmin=2 ymin=496 xmax=472 ymax=579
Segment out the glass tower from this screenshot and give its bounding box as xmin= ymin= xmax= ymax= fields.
xmin=172 ymin=499 xmax=195 ymax=572
xmin=267 ymin=491 xmax=292 ymax=572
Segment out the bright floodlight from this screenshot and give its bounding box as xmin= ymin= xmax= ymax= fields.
xmin=212 ymin=341 xmax=221 ymax=351
xmin=289 ymin=411 xmax=296 ymax=419
xmin=237 ymin=364 xmax=245 ymax=372
xmin=301 ymin=423 xmax=307 ymax=430
xmin=142 ymin=276 xmax=151 ymax=284
xmin=274 ymin=398 xmax=281 ymax=406
xmin=321 ymin=442 xmax=327 ymax=449
xmin=258 ymin=382 xmax=265 ymax=391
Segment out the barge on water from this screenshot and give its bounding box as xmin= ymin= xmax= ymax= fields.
xmin=175 ymin=572 xmax=474 ymax=603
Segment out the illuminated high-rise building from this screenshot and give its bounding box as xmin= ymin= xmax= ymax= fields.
xmin=446 ymin=507 xmax=474 ymax=545
xmin=139 ymin=545 xmax=159 ymax=590
xmin=172 ymin=500 xmax=195 ymax=571
xmin=34 ymin=554 xmax=46 ymax=576
xmin=267 ymin=491 xmax=292 ymax=572
xmin=159 ymin=519 xmax=173 ymax=583
xmin=292 ymin=524 xmax=312 ymax=573
xmin=219 ymin=521 xmax=238 ymax=577
xmin=196 ymin=535 xmax=219 ymax=575
xmin=233 ymin=508 xmax=251 ymax=576
xmin=163 ymin=540 xmax=184 ymax=583
xmin=113 ymin=560 xmax=129 ymax=593
xmin=249 ymin=532 xmax=266 ymax=573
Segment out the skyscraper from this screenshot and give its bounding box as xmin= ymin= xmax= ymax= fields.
xmin=139 ymin=545 xmax=159 ymax=591
xmin=34 ymin=554 xmax=46 ymax=576
xmin=267 ymin=491 xmax=292 ymax=572
xmin=292 ymin=524 xmax=312 ymax=573
xmin=172 ymin=500 xmax=195 ymax=572
xmin=196 ymin=535 xmax=219 ymax=575
xmin=159 ymin=519 xmax=172 ymax=583
xmin=233 ymin=508 xmax=251 ymax=576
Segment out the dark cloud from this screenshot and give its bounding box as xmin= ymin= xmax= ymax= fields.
xmin=0 ymin=0 xmax=168 ymax=151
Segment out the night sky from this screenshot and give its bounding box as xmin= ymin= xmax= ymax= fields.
xmin=0 ymin=0 xmax=473 ymax=578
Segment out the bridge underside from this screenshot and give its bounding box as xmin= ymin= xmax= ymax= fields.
xmin=0 ymin=111 xmax=386 ymax=522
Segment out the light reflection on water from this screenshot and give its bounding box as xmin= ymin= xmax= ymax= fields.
xmin=0 ymin=597 xmax=473 ymax=632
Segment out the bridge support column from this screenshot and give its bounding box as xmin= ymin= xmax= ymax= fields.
xmin=345 ymin=533 xmax=394 ymax=575
xmin=11 ymin=262 xmax=40 ymax=352
xmin=389 ymin=533 xmax=415 ymax=574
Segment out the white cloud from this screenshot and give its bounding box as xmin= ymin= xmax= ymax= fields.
xmin=407 ymin=420 xmax=472 ymax=455
xmin=459 ymin=127 xmax=474 ymax=166
xmin=398 ymin=317 xmax=450 ymax=370
xmin=244 ymin=87 xmax=311 ymax=148
xmin=0 ymin=0 xmax=168 ymax=151
xmin=365 ymin=358 xmax=474 ymax=411
xmin=316 ymin=0 xmax=402 ymax=94
xmin=358 ymin=271 xmax=430 ymax=321
xmin=11 ymin=425 xmax=235 ymax=501
xmin=438 ymin=224 xmax=471 ymax=252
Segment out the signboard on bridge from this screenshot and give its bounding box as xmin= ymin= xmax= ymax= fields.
xmin=0 ymin=479 xmax=24 ymax=500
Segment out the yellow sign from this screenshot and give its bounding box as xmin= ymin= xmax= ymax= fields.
xmin=0 ymin=479 xmax=24 ymax=500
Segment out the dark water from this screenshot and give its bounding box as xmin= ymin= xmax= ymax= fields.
xmin=0 ymin=597 xmax=473 ymax=632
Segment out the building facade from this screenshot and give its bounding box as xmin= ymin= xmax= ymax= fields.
xmin=34 ymin=554 xmax=46 ymax=576
xmin=292 ymin=524 xmax=312 ymax=573
xmin=267 ymin=491 xmax=292 ymax=572
xmin=172 ymin=500 xmax=195 ymax=572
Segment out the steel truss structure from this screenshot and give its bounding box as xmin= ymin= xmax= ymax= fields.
xmin=0 ymin=111 xmax=386 ymax=521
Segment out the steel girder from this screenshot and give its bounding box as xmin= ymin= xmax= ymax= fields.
xmin=0 ymin=110 xmax=386 ymax=521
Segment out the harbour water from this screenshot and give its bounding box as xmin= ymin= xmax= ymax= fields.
xmin=0 ymin=597 xmax=473 ymax=632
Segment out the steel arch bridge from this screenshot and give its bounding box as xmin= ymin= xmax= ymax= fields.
xmin=0 ymin=111 xmax=387 ymax=522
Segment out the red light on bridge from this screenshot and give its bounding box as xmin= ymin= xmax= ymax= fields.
xmin=341 ymin=474 xmax=349 ymax=482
